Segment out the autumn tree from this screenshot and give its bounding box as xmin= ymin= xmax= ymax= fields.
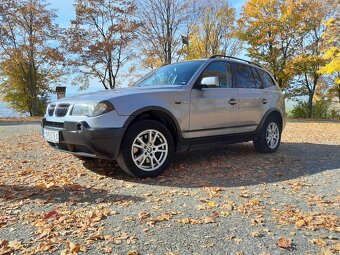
xmin=285 ymin=0 xmax=333 ymax=118
xmin=181 ymin=0 xmax=241 ymax=60
xmin=0 ymin=0 xmax=63 ymax=116
xmin=319 ymin=17 xmax=340 ymax=100
xmin=287 ymin=0 xmax=332 ymax=118
xmin=66 ymin=0 xmax=139 ymax=90
xmin=238 ymin=0 xmax=317 ymax=89
xmin=136 ymin=0 xmax=187 ymax=68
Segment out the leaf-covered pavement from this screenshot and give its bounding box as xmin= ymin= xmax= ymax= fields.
xmin=0 ymin=121 xmax=339 ymax=255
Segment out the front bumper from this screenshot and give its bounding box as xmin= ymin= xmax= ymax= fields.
xmin=42 ymin=118 xmax=124 ymax=160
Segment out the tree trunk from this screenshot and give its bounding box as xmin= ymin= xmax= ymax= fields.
xmin=28 ymin=7 xmax=39 ymax=116
xmin=307 ymin=94 xmax=313 ymax=118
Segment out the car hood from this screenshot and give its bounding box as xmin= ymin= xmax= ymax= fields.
xmin=54 ymin=85 xmax=183 ymax=104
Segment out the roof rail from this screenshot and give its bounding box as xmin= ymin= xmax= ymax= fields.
xmin=209 ymin=54 xmax=264 ymax=68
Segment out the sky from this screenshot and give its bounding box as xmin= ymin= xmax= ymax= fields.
xmin=46 ymin=0 xmax=247 ymax=96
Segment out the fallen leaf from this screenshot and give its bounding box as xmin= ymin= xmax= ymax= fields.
xmin=127 ymin=250 xmax=139 ymax=255
xmin=277 ymin=237 xmax=292 ymax=249
xmin=202 ymin=216 xmax=215 ymax=224
xmin=8 ymin=240 xmax=22 ymax=250
xmin=295 ymin=219 xmax=305 ymax=228
xmin=102 ymin=246 xmax=112 ymax=253
xmin=220 ymin=211 xmax=230 ymax=217
xmin=91 ymin=216 xmax=102 ymax=222
xmin=251 ymin=231 xmax=264 ymax=237
xmin=332 ymin=242 xmax=340 ymax=251
xmin=208 ymin=201 xmax=215 ymax=207
xmin=138 ymin=211 xmax=150 ymax=220
xmin=69 ymin=242 xmax=80 ymax=252
xmin=311 ymin=238 xmax=327 ymax=247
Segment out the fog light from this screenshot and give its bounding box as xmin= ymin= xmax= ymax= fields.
xmin=76 ymin=123 xmax=82 ymax=131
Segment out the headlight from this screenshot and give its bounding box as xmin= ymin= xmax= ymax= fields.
xmin=92 ymin=101 xmax=115 ymax=116
xmin=71 ymin=101 xmax=114 ymax=117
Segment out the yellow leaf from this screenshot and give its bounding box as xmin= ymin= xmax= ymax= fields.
xmin=178 ymin=218 xmax=190 ymax=224
xmin=295 ymin=219 xmax=305 ymax=228
xmin=127 ymin=250 xmax=139 ymax=255
xmin=220 ymin=211 xmax=230 ymax=217
xmin=208 ymin=201 xmax=215 ymax=207
xmin=91 ymin=216 xmax=102 ymax=222
xmin=332 ymin=242 xmax=340 ymax=251
xmin=311 ymin=239 xmax=327 ymax=247
xmin=8 ymin=240 xmax=22 ymax=250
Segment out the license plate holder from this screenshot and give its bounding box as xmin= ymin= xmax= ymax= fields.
xmin=43 ymin=128 xmax=60 ymax=143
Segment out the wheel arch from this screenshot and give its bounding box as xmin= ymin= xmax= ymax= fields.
xmin=122 ymin=106 xmax=182 ymax=149
xmin=256 ymin=108 xmax=284 ymax=135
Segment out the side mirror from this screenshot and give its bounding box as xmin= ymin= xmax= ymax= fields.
xmin=201 ymin=76 xmax=220 ymax=87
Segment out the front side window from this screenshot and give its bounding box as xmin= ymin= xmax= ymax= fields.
xmin=258 ymin=69 xmax=276 ymax=88
xmin=136 ymin=61 xmax=204 ymax=87
xmin=235 ymin=63 xmax=260 ymax=89
xmin=199 ymin=61 xmax=233 ymax=88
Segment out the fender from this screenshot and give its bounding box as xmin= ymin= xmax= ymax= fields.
xmin=255 ymin=108 xmax=284 ymax=135
xmin=122 ymin=106 xmax=183 ymax=139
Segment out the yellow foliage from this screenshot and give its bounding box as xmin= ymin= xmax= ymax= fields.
xmin=319 ymin=17 xmax=340 ymax=85
xmin=181 ymin=2 xmax=240 ymax=60
xmin=238 ymin=0 xmax=327 ymax=89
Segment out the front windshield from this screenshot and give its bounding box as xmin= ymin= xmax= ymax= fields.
xmin=136 ymin=61 xmax=204 ymax=87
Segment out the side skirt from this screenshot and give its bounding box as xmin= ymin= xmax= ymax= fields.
xmin=177 ymin=132 xmax=258 ymax=152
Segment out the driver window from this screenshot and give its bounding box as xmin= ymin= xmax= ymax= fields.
xmin=200 ymin=61 xmax=233 ymax=88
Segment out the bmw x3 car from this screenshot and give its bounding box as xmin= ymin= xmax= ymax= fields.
xmin=42 ymin=55 xmax=286 ymax=178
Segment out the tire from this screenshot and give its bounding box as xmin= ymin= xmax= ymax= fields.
xmin=117 ymin=120 xmax=175 ymax=178
xmin=253 ymin=116 xmax=281 ymax=153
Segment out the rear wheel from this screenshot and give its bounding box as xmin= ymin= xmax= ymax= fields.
xmin=253 ymin=116 xmax=281 ymax=153
xmin=117 ymin=120 xmax=174 ymax=178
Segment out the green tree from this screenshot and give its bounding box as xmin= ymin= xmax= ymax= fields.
xmin=66 ymin=0 xmax=139 ymax=90
xmin=0 ymin=0 xmax=63 ymax=116
xmin=0 ymin=57 xmax=51 ymax=115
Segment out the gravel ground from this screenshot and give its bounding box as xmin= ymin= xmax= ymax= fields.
xmin=0 ymin=121 xmax=339 ymax=255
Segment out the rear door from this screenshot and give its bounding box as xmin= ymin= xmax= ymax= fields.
xmin=189 ymin=61 xmax=239 ymax=138
xmin=233 ymin=63 xmax=266 ymax=133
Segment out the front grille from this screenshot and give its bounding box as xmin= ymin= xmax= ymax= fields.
xmin=55 ymin=104 xmax=70 ymax=117
xmin=48 ymin=104 xmax=56 ymax=116
xmin=45 ymin=121 xmax=64 ymax=129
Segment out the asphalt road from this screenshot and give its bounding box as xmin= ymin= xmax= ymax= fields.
xmin=0 ymin=122 xmax=339 ymax=255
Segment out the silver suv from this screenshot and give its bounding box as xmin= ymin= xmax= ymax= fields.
xmin=42 ymin=55 xmax=286 ymax=177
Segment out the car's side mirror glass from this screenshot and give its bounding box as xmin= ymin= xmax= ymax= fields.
xmin=200 ymin=76 xmax=220 ymax=88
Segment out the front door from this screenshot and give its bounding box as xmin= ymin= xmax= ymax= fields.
xmin=189 ymin=61 xmax=239 ymax=138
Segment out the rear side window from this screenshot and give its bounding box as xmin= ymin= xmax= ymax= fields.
xmin=252 ymin=68 xmax=263 ymax=89
xmin=258 ymin=69 xmax=276 ymax=88
xmin=234 ymin=64 xmax=261 ymax=89
xmin=200 ymin=61 xmax=233 ymax=88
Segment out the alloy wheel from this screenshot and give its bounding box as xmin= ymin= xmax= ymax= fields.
xmin=266 ymin=122 xmax=280 ymax=149
xmin=131 ymin=129 xmax=168 ymax=171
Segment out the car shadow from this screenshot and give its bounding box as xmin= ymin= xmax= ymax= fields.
xmin=81 ymin=142 xmax=340 ymax=188
xmin=0 ymin=183 xmax=144 ymax=204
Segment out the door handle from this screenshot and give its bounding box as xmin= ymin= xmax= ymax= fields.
xmin=228 ymin=98 xmax=237 ymax=105
xmin=262 ymin=98 xmax=268 ymax=104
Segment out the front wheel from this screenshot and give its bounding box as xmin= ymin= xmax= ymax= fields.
xmin=253 ymin=117 xmax=281 ymax=153
xmin=117 ymin=120 xmax=174 ymax=178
